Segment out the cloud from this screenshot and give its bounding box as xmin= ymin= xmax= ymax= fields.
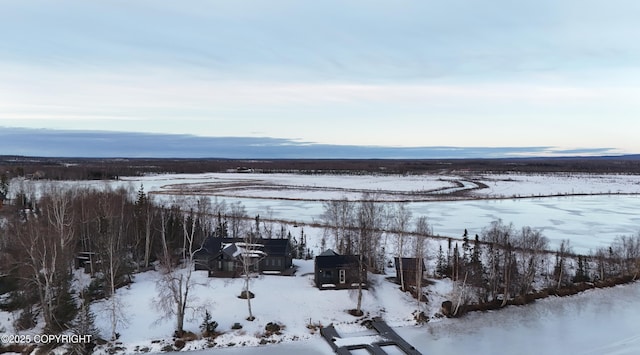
xmin=1 ymin=1 xmax=640 ymax=153
xmin=0 ymin=128 xmax=622 ymax=159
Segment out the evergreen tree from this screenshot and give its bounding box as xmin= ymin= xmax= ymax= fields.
xmin=0 ymin=172 xmax=8 ymax=201
xmin=436 ymin=245 xmax=448 ymax=277
xmin=468 ymin=234 xmax=485 ymax=292
xmin=573 ymin=255 xmax=590 ymax=283
xmin=200 ymin=310 xmax=218 ymax=336
xmin=215 ymin=211 xmax=228 ymax=238
xmin=71 ymin=298 xmax=98 ymax=354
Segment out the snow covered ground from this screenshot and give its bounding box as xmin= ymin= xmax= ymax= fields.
xmin=117 ymin=171 xmax=640 ymax=201
xmin=86 ymin=260 xmax=433 ymax=354
xmin=4 ymin=172 xmax=640 ymax=354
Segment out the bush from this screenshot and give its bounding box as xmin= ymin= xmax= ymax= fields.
xmin=200 ymin=310 xmax=218 ymax=337
xmin=14 ymin=308 xmax=37 ymax=331
xmin=265 ymin=322 xmax=281 ymax=333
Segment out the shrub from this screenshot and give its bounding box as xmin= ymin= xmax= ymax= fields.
xmin=200 ymin=310 xmax=218 ymax=337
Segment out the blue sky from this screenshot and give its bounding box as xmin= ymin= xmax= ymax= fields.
xmin=1 ymin=0 xmax=640 ymax=157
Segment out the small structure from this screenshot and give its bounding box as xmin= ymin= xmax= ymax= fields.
xmin=75 ymin=252 xmax=98 ymax=275
xmin=394 ymin=257 xmax=426 ymax=289
xmin=314 ymin=249 xmax=366 ymax=290
xmin=320 ymin=317 xmax=422 ymax=355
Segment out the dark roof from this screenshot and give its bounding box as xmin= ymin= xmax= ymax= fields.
xmin=319 ymin=249 xmax=339 ymax=257
xmin=260 ymin=238 xmax=292 ymax=256
xmin=197 ymin=236 xmax=292 ymax=257
xmin=201 ymin=237 xmax=222 ymax=254
xmin=315 ymin=253 xmax=361 ymax=269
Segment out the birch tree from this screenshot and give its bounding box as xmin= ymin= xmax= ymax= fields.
xmin=321 ymin=198 xmax=355 ymax=254
xmin=237 ymin=216 xmax=264 ymax=321
xmin=391 ymin=202 xmax=412 ymax=291
xmin=16 ymin=187 xmax=78 ymax=331
xmin=515 ymin=227 xmax=548 ymax=296
xmin=154 ymin=207 xmax=204 ymax=336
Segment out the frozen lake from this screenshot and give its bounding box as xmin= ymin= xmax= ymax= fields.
xmin=175 ymin=282 xmax=640 ymax=355
xmin=399 ymin=282 xmax=640 ymax=355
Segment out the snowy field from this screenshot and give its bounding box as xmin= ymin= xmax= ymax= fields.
xmin=118 ymin=172 xmax=640 ymax=201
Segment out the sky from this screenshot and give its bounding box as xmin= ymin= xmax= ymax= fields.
xmin=1 ymin=0 xmax=640 ymax=157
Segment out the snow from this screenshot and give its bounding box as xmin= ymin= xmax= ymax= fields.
xmin=108 ymin=172 xmax=640 ymax=253
xmin=332 ymin=334 xmax=384 ymax=347
xmin=4 ymin=172 xmax=640 ymax=354
xmin=83 ymin=260 xmax=420 ymax=354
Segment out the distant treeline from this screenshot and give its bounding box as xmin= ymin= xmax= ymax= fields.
xmin=2 ymin=155 xmax=640 ymax=181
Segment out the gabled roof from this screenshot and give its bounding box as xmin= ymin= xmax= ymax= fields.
xmin=315 ymin=250 xmax=361 ymax=269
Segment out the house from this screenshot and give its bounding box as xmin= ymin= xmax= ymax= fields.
xmin=394 ymin=257 xmax=426 ymax=289
xmin=314 ymin=249 xmax=367 ymax=290
xmin=195 ymin=236 xmax=294 ymax=277
xmin=259 ymin=238 xmax=294 ymax=275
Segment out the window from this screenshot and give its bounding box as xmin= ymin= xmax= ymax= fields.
xmin=339 ymin=269 xmax=346 ymax=284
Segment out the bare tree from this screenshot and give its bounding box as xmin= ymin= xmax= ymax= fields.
xmin=612 ymin=234 xmax=640 ymax=278
xmin=391 ymin=202 xmax=412 ymax=291
xmin=351 ymin=194 xmax=385 ymax=315
xmin=95 ymin=188 xmax=131 ymax=341
xmin=553 ymin=239 xmax=572 ymax=289
xmin=15 ymin=186 xmax=78 ymax=331
xmin=357 ymin=193 xmax=386 ymax=273
xmin=237 ymin=215 xmax=265 ymax=321
xmin=515 ymin=226 xmax=548 ymax=296
xmin=321 ymin=198 xmax=355 ymax=254
xmin=154 ymin=206 xmax=204 ymax=336
xmin=228 ymin=201 xmax=248 ymax=239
